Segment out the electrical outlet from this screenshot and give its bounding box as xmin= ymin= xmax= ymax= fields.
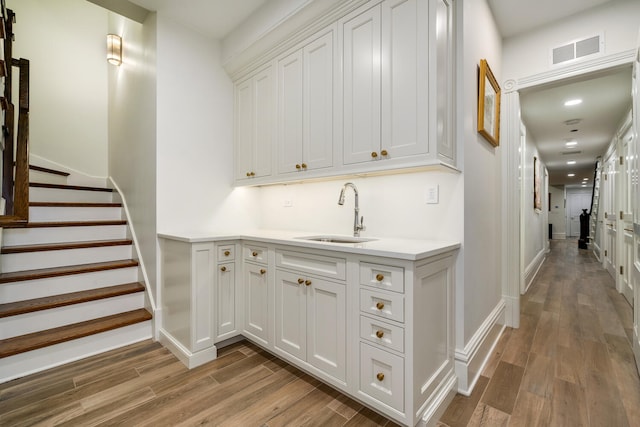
xmin=426 ymin=185 xmax=439 ymax=204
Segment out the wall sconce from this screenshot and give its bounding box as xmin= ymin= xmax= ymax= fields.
xmin=107 ymin=34 xmax=122 ymax=66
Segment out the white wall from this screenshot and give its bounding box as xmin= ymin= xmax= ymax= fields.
xmin=108 ymin=12 xmax=158 ymax=301
xmin=155 ymin=15 xmax=260 ymax=235
xmin=503 ymin=0 xmax=640 ymax=80
xmin=549 ymin=185 xmax=566 ymax=239
xmin=9 ymin=0 xmax=109 ymax=177
xmin=459 ymin=0 xmax=503 ymax=349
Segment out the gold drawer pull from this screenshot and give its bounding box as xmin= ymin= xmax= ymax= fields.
xmin=301 ymin=163 xmax=307 ymax=169
xmin=220 ymin=266 xmax=227 ymax=272
xmin=371 ymin=152 xmax=378 ymax=158
xmin=376 ymin=373 xmax=385 ymax=381
xmin=380 ymin=149 xmax=388 ymax=156
xmin=260 ymin=269 xmax=266 ymax=275
xmin=296 ymin=164 xmax=301 ymax=169
xmin=376 ymin=302 xmax=385 ymax=310
xmin=375 ymin=273 xmax=384 ymax=282
xmin=298 ymin=278 xmax=305 ymax=284
xmin=375 ymin=330 xmax=384 ymax=339
xmin=224 ymin=250 xmax=230 ymax=256
xmin=252 ymin=251 xmax=258 ymax=257
xmin=305 ymin=280 xmax=312 ymax=286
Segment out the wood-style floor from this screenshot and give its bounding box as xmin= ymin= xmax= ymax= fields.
xmin=439 ymin=239 xmax=640 ymax=427
xmin=1 ymin=239 xmax=638 ymax=426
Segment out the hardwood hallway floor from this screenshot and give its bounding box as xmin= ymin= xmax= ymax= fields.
xmin=2 ymin=239 xmax=637 ymax=426
xmin=439 ymin=239 xmax=640 ymax=426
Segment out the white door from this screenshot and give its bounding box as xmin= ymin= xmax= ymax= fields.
xmin=277 ymin=50 xmax=304 ymax=174
xmin=274 ymin=270 xmax=307 ymax=361
xmin=630 ymin=29 xmax=640 ymax=370
xmin=243 ymin=263 xmax=269 ymax=345
xmin=603 ymin=152 xmax=618 ymax=277
xmin=216 ymin=262 xmax=236 ymax=341
xmin=619 ymin=126 xmax=634 ymax=305
xmin=566 ymin=191 xmax=591 ymax=238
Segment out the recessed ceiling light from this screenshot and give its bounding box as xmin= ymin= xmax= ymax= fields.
xmin=568 ymin=173 xmax=575 ymax=177
xmin=581 ymin=184 xmax=587 ymax=187
xmin=565 ymin=141 xmax=578 ymax=147
xmin=564 ymin=99 xmax=582 ymax=106
xmin=567 ymin=160 xmax=576 ymax=165
xmin=582 ymin=178 xmax=588 ymax=181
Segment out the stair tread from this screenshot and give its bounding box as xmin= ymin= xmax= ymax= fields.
xmin=29 ymin=202 xmax=122 ymax=207
xmin=30 ymin=182 xmax=113 ymax=192
xmin=1 ymin=239 xmax=133 ymax=254
xmin=0 ymin=259 xmax=139 ymax=284
xmin=0 ymin=282 xmax=145 ymax=318
xmin=28 ymin=165 xmax=70 ymax=177
xmin=3 ymin=220 xmax=127 ymax=229
xmin=0 ymin=309 xmax=152 ymax=358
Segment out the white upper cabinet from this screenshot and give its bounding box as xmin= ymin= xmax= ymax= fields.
xmin=235 ymin=65 xmax=275 ymax=182
xmin=233 ymin=0 xmax=455 ymax=186
xmin=278 ymin=28 xmax=335 ymax=175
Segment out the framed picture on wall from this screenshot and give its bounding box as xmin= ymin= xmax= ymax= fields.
xmin=534 ymin=156 xmax=542 ymax=211
xmin=477 ymin=59 xmax=501 ymax=147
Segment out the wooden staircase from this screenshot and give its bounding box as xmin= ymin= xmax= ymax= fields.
xmin=0 ymin=166 xmax=152 ymax=383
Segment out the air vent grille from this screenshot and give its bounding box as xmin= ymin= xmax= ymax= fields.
xmin=551 ymin=34 xmax=603 ymax=65
xmin=562 ymin=151 xmax=582 ymax=155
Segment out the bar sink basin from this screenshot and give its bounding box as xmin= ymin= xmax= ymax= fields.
xmin=296 ymin=235 xmax=377 ymax=244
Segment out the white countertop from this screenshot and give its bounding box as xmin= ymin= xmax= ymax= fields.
xmin=158 ymin=229 xmax=460 ymax=261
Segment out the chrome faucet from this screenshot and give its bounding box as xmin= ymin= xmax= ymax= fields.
xmin=338 ymin=182 xmax=365 ymax=237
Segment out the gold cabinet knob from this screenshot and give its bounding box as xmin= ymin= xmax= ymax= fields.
xmin=250 ymin=172 xmax=255 ymax=177
xmin=224 ymin=250 xmax=230 ymax=256
xmin=305 ymin=279 xmax=312 ymax=286
xmin=298 ymin=278 xmax=305 ymax=284
xmin=375 ymin=330 xmax=384 ymax=339
xmin=376 ymin=302 xmax=385 ymax=310
xmin=252 ymin=251 xmax=258 ymax=257
xmin=246 ymin=172 xmax=251 ymax=177
xmin=296 ymin=164 xmax=301 ymax=169
xmin=381 ymin=149 xmax=388 ymax=156
xmin=220 ymin=266 xmax=227 ymax=272
xmin=371 ymin=152 xmax=378 ymax=158
xmin=376 ymin=373 xmax=385 ymax=381
xmin=301 ymin=163 xmax=307 ymax=169
xmin=375 ymin=274 xmax=384 ymax=282
xmin=260 ymin=269 xmax=266 ymax=275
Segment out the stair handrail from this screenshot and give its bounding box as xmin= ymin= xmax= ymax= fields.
xmin=0 ymin=3 xmax=29 ymax=227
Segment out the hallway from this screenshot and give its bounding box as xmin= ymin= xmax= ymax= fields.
xmin=439 ymin=239 xmax=640 ymax=426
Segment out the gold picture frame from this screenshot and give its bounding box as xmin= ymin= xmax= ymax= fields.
xmin=477 ymin=59 xmax=501 ymax=147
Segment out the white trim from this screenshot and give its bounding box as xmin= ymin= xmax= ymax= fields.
xmin=418 ymin=370 xmax=457 ymax=426
xmin=158 ymin=328 xmax=218 ymax=369
xmin=454 ymin=299 xmax=506 ymax=395
xmin=524 ymin=249 xmax=546 ymax=294
xmin=29 ymin=153 xmax=107 ymax=187
xmin=552 ymin=232 xmax=567 ymax=240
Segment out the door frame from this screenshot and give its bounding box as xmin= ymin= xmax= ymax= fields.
xmin=501 ymin=49 xmax=637 ymax=328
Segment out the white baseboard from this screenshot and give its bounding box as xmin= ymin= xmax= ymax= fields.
xmin=552 ymin=232 xmax=566 ymax=240
xmin=454 ymin=300 xmax=506 ymax=396
xmin=524 ymin=249 xmax=546 ymax=294
xmin=418 ymin=370 xmax=457 ymax=426
xmin=158 ymin=328 xmax=217 ymax=369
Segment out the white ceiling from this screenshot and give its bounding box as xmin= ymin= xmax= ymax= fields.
xmin=127 ymin=0 xmax=267 ymax=39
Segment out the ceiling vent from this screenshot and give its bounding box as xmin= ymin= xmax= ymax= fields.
xmin=562 ymin=150 xmax=582 ymax=155
xmin=564 ymin=118 xmax=582 ymax=126
xmin=551 ymin=34 xmax=603 ymax=66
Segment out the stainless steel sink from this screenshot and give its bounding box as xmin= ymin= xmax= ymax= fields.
xmin=297 ymin=235 xmax=377 ymax=244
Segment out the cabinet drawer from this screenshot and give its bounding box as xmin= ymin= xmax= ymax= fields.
xmin=359 ymin=342 xmax=404 ymax=412
xmin=217 ymin=245 xmax=235 ymax=261
xmin=243 ymin=244 xmax=268 ymax=264
xmin=360 ymin=315 xmax=404 ymax=353
xmin=360 ymin=289 xmax=404 ymax=323
xmin=275 ymin=249 xmax=346 ymax=281
xmin=360 ymin=263 xmax=404 ymax=293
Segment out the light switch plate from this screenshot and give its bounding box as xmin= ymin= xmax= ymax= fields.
xmin=426 ymin=185 xmax=439 ymax=204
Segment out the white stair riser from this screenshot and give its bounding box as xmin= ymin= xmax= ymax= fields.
xmin=1 ymin=245 xmax=133 ymax=273
xmin=1 ymin=293 xmax=146 ymax=339
xmin=2 ymin=225 xmax=128 ymax=246
xmin=30 ymin=187 xmax=114 ymax=203
xmin=29 ymin=206 xmax=123 ymax=222
xmin=0 ymin=321 xmax=152 ymax=384
xmin=1 ymin=267 xmax=139 ymax=303
xmin=29 ymin=171 xmax=68 ymax=185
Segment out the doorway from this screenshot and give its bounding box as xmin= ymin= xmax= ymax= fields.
xmin=566 ymin=190 xmax=591 ymax=238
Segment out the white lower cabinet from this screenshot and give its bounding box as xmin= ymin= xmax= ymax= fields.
xmin=160 ymin=237 xmax=457 ymax=426
xmin=275 ymin=269 xmax=346 ymax=382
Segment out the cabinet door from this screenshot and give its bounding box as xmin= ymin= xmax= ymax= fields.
xmin=216 ymin=262 xmax=236 ymax=341
xmin=243 ymin=262 xmax=269 ymax=345
xmin=307 ymin=277 xmax=346 ymax=381
xmin=275 ymin=270 xmax=307 ymax=361
xmin=304 ymin=30 xmax=334 ymax=171
xmin=381 ymin=0 xmax=428 ymax=158
xmin=235 ymin=78 xmax=254 ymax=181
xmin=278 ymin=50 xmax=304 ymax=174
xmin=343 ymin=5 xmax=382 ymax=165
xmin=433 ymin=0 xmax=454 ymax=163
xmin=253 ymin=67 xmax=275 ymax=178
